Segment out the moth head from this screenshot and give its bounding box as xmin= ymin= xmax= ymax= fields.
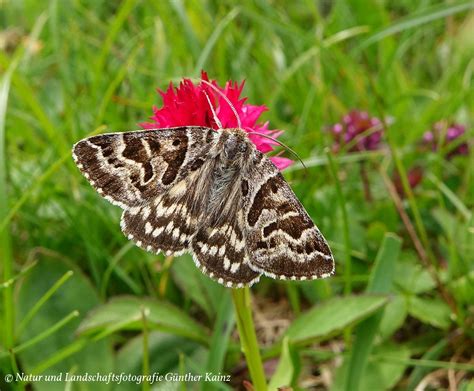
xmin=222 ymin=128 xmax=251 ymax=161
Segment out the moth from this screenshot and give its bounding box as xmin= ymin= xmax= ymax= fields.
xmin=72 ymin=126 xmax=334 ymax=287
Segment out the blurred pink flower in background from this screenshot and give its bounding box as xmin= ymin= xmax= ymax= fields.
xmin=330 ymin=110 xmax=384 ymax=153
xmin=140 ymin=71 xmax=293 ymax=170
xmin=423 ymin=122 xmax=469 ymax=158
xmin=393 ymin=166 xmax=424 ymax=197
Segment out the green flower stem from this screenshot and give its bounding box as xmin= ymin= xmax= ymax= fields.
xmin=231 ymin=287 xmax=267 ymax=391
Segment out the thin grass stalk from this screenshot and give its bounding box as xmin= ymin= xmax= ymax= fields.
xmin=326 ymin=150 xmax=352 ymax=344
xmin=158 ymin=256 xmax=175 ymax=297
xmin=379 ymin=169 xmax=460 ymax=319
xmin=362 ymin=53 xmax=459 ymax=319
xmin=326 ymin=150 xmax=351 ymax=296
xmin=17 ymin=270 xmax=74 ymax=337
xmin=30 ymin=339 xmax=88 ymax=375
xmin=9 ymin=351 xmax=25 ymax=391
xmin=231 ymin=287 xmax=267 ymax=391
xmin=0 ymin=55 xmax=17 ymax=350
xmin=12 ymin=311 xmax=79 ymax=355
xmin=141 ymin=306 xmax=150 ymax=391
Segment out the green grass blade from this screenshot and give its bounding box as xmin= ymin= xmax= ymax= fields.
xmin=406 ymin=339 xmax=448 ymax=391
xmin=326 ymin=150 xmax=352 ymax=297
xmin=12 ymin=310 xmax=80 ymax=355
xmin=0 ymin=40 xmax=22 ymax=350
xmin=194 ymin=8 xmax=240 ymax=75
xmin=77 ymin=296 xmax=209 ymax=345
xmin=17 ymin=270 xmax=74 ymax=338
xmin=0 ymin=261 xmax=37 ymax=290
xmin=141 ymin=306 xmax=150 ymax=391
xmin=202 ymin=290 xmax=234 ymax=391
xmin=344 ymin=233 xmax=402 ymax=391
xmin=373 ymin=356 xmax=474 ymax=372
xmin=428 ymin=173 xmax=472 ymax=221
xmin=357 ymin=1 xmax=474 ymax=49
xmin=285 ymin=295 xmax=389 ymax=345
xmin=94 ymin=0 xmax=138 ymax=77
xmin=30 ymin=338 xmax=88 ymax=375
xmin=0 ymin=125 xmax=106 ymax=234
xmin=268 ymin=337 xmax=294 ymax=391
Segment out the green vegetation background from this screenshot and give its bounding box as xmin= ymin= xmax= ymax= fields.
xmin=1 ymin=1 xmax=473 ymax=390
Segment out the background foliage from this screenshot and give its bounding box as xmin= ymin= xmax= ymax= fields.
xmin=1 ymin=0 xmax=473 ymax=390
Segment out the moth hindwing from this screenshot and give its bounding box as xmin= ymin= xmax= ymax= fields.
xmin=72 ymin=126 xmax=334 ymax=287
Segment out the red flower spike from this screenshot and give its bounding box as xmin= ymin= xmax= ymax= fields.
xmin=140 ymin=71 xmax=293 ymax=170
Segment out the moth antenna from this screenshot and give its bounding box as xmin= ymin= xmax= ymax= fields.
xmin=201 ymin=79 xmax=242 ymax=129
xmin=203 ymin=91 xmax=223 ymax=129
xmin=247 ymin=131 xmax=308 ymax=174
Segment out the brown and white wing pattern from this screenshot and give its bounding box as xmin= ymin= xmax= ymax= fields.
xmin=72 ymin=126 xmax=218 ymax=256
xmin=244 ymin=153 xmax=335 ymax=280
xmin=191 ymin=208 xmax=261 ymax=287
xmin=73 ymin=126 xmax=333 ymax=287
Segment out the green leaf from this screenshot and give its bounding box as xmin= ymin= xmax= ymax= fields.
xmin=16 ymin=258 xmax=113 ymax=391
xmin=393 ymin=254 xmax=436 ymax=294
xmin=332 ymin=343 xmax=411 ymax=391
xmin=115 ymin=332 xmax=202 ymax=389
xmin=171 ymin=254 xmax=223 ymax=320
xmin=285 ymin=295 xmax=389 ymax=344
xmin=406 ymin=339 xmax=448 ymax=391
xmin=202 ymin=291 xmax=234 ymax=391
xmin=408 ymin=296 xmax=452 ymax=330
xmin=450 ymin=271 xmax=474 ymax=305
xmin=268 ymin=337 xmax=294 ymax=391
xmin=345 ymin=233 xmax=402 ymax=391
xmin=357 ymin=1 xmax=474 ymax=49
xmin=379 ymin=295 xmax=408 ymax=339
xmin=78 ymin=296 xmax=209 ymax=344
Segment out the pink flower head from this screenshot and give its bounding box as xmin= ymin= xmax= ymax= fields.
xmin=330 ymin=110 xmax=384 ymax=153
xmin=423 ymin=121 xmax=469 ymax=158
xmin=140 ymin=71 xmax=292 ymax=170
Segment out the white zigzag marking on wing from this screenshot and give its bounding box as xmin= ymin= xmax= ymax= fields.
xmin=230 ymin=262 xmax=240 ymax=273
xmin=168 ymin=179 xmax=188 ymax=197
xmin=255 ymin=244 xmax=332 ymax=262
xmin=190 ymin=252 xmax=261 ymax=288
xmin=129 ymin=206 xmax=140 ymax=215
xmin=141 ymin=206 xmax=151 ymax=219
xmin=216 ymin=224 xmax=245 ymax=251
xmin=172 ymin=227 xmax=180 ymax=239
xmin=223 ymin=257 xmax=231 ymax=270
xmin=144 ymin=222 xmax=153 ymax=234
xmin=262 ymin=227 xmax=331 ymax=258
xmin=152 ymin=226 xmax=164 ymax=237
xmin=141 ymin=139 xmax=152 ymax=157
